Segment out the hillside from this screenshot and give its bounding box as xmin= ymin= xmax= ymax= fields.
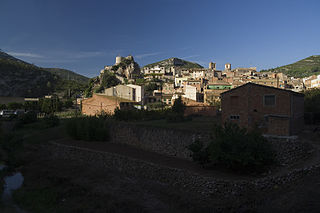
xmin=0 ymin=51 xmax=88 ymax=97
xmin=261 ymin=55 xmax=320 ymax=78
xmin=45 ymin=68 xmax=89 ymax=84
xmin=144 ymin=57 xmax=203 ymax=69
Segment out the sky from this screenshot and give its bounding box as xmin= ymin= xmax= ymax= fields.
xmin=1 ymin=0 xmax=320 ymax=77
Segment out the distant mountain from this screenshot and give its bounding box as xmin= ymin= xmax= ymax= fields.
xmin=0 ymin=50 xmax=89 ymax=97
xmin=144 ymin=57 xmax=203 ymax=69
xmin=45 ymin=68 xmax=89 ymax=84
xmin=261 ymin=55 xmax=320 ymax=78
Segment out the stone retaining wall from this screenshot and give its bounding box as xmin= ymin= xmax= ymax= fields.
xmin=47 ymin=142 xmax=320 ymax=198
xmin=108 ymin=122 xmax=313 ymax=165
xmin=109 ymin=123 xmax=210 ymax=160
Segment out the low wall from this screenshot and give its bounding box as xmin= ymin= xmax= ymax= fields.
xmin=108 ymin=122 xmax=313 ymax=165
xmin=109 ymin=122 xmax=210 ymax=160
xmin=47 ymin=142 xmax=320 ymax=198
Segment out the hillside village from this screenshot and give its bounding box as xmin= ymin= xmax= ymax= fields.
xmin=1 ymin=52 xmax=320 ymax=212
xmin=79 ymin=55 xmax=319 ymax=136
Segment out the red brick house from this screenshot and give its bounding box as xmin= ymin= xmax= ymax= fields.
xmin=221 ymin=83 xmax=304 ymax=136
xmin=82 ymin=93 xmax=137 ymax=116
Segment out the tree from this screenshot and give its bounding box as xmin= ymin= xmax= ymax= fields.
xmin=145 ymin=82 xmax=158 ymax=94
xmin=7 ymin=102 xmax=23 ymax=110
xmin=172 ymin=96 xmax=186 ymax=115
xmin=188 ymin=123 xmax=274 ymax=172
xmin=101 ymin=72 xmax=120 ymax=88
xmin=304 ymin=88 xmax=320 ymax=113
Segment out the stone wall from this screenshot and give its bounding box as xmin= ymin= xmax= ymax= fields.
xmin=109 ymin=122 xmax=210 ymax=160
xmin=108 ymin=122 xmax=312 ymax=166
xmin=47 ymin=141 xmax=320 ymax=199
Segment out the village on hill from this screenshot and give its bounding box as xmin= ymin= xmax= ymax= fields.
xmin=0 ymin=53 xmax=320 ymax=212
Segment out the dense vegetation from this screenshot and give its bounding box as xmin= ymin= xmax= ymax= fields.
xmin=188 ymin=123 xmax=274 ymax=172
xmin=0 ymin=51 xmax=88 ymax=97
xmin=304 ymin=88 xmax=320 ymax=113
xmin=260 ymin=55 xmax=320 ymax=78
xmin=45 ymin=68 xmax=89 ymax=84
xmin=144 ymin=57 xmax=203 ymax=69
xmin=66 ymin=117 xmax=110 ymax=141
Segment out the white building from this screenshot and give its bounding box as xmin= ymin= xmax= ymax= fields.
xmin=311 ymin=75 xmax=320 ymax=88
xmin=183 ymin=85 xmax=197 ymax=101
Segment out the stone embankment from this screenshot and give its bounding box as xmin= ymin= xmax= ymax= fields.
xmin=47 ymin=139 xmax=319 ymax=198
xmin=109 ymin=123 xmax=313 ymax=166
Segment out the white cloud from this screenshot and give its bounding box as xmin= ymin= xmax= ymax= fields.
xmin=181 ymin=55 xmax=200 ymax=60
xmin=64 ymin=51 xmax=105 ymax=59
xmin=135 ymin=52 xmax=163 ymax=59
xmin=7 ymin=52 xmax=44 ymax=58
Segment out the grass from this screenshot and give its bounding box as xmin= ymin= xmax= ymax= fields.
xmin=13 ymin=187 xmax=61 ymax=213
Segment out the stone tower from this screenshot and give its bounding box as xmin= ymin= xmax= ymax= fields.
xmin=225 ymin=63 xmax=231 ymax=71
xmin=209 ymin=62 xmax=216 ymax=70
xmin=115 ymin=56 xmax=123 ymax=65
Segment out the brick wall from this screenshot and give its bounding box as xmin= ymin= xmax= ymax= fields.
xmin=222 ymin=83 xmax=304 ymax=136
xmin=82 ymin=93 xmax=119 ymax=116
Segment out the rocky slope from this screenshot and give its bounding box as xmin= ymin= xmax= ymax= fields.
xmin=144 ymin=57 xmax=203 ymax=69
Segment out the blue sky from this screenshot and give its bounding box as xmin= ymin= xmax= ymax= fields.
xmin=1 ymin=0 xmax=320 ymax=77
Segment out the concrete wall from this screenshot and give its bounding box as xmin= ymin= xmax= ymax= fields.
xmin=105 ymin=85 xmax=135 ymax=101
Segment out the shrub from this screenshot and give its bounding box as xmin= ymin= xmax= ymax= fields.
xmin=43 ymin=114 xmax=60 ymax=128
xmin=18 ymin=111 xmax=38 ymax=125
xmin=166 ymin=96 xmax=186 ymax=123
xmin=66 ymin=117 xmax=109 ymax=141
xmin=188 ymin=123 xmax=274 ymax=172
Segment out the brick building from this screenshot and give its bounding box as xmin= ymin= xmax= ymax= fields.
xmin=82 ymin=93 xmax=137 ymax=116
xmin=221 ymin=83 xmax=304 ymax=136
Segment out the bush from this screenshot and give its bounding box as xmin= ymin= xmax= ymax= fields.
xmin=188 ymin=123 xmax=274 ymax=172
xmin=66 ymin=117 xmax=110 ymax=141
xmin=166 ymin=96 xmax=186 ymax=123
xmin=18 ymin=111 xmax=38 ymax=125
xmin=43 ymin=114 xmax=60 ymax=128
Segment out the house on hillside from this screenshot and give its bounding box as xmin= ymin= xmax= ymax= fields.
xmin=104 ymin=84 xmax=144 ymax=104
xmin=82 ymin=93 xmax=138 ymax=116
xmin=221 ymin=82 xmax=304 ymax=136
xmin=204 ymin=80 xmax=232 ymax=104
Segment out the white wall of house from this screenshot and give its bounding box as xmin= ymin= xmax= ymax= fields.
xmin=175 ymin=76 xmax=189 ymax=87
xmin=311 ymin=75 xmax=320 ymax=88
xmin=183 ymin=85 xmax=197 ymax=101
xmin=127 ymin=84 xmax=144 ymax=103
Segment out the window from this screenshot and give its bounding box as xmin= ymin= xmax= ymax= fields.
xmin=264 ymin=95 xmax=275 ymax=106
xmin=230 ymin=115 xmax=240 ymax=120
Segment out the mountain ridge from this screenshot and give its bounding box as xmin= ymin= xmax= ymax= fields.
xmin=144 ymin=57 xmax=204 ymax=69
xmin=0 ymin=50 xmax=89 ymax=97
xmin=261 ymin=55 xmax=320 ymax=78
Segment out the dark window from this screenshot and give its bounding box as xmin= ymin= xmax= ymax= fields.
xmin=264 ymin=95 xmax=275 ymax=106
xmin=230 ymin=115 xmax=240 ymax=120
